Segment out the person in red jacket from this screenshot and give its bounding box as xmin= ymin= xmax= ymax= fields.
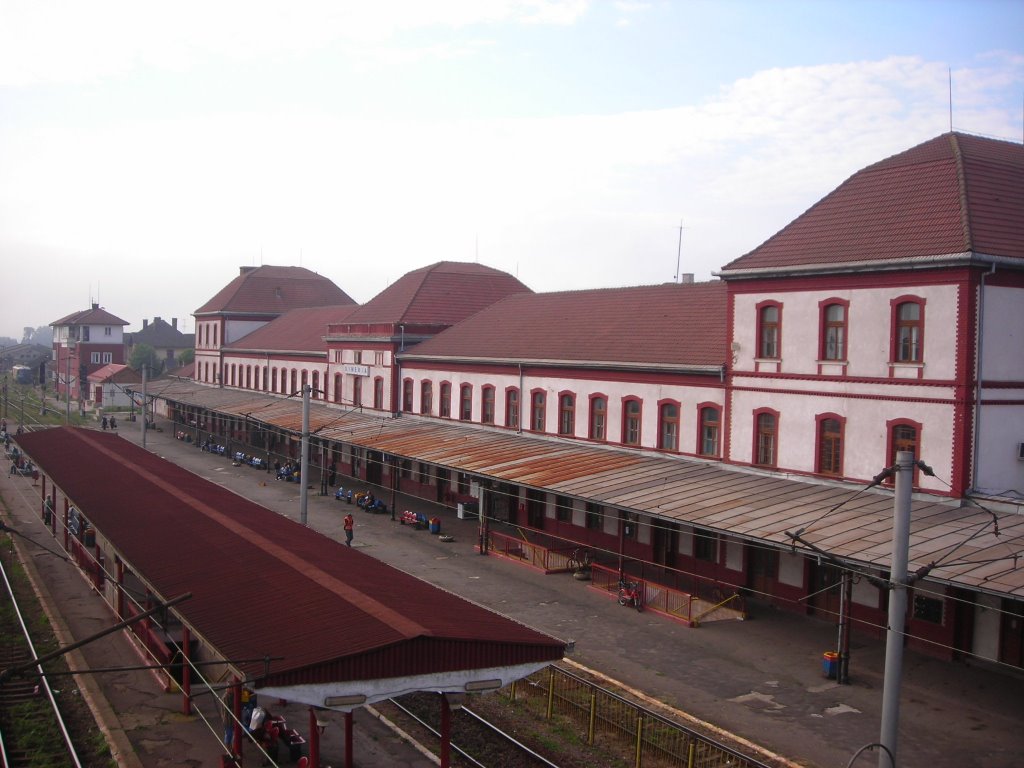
xmin=343 ymin=513 xmax=354 ymax=546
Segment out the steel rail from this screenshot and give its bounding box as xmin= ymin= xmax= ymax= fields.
xmin=0 ymin=549 xmax=84 ymax=768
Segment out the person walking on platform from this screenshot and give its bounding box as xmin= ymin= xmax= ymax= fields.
xmin=343 ymin=513 xmax=354 ymax=546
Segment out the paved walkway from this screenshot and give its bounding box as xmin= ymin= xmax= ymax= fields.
xmin=5 ymin=419 xmax=1023 ymax=767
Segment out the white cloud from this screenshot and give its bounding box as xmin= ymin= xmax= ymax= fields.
xmin=0 ymin=0 xmax=590 ymax=86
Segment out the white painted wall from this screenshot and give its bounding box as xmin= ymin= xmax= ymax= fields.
xmin=401 ymin=364 xmax=724 ymax=453
xmin=778 ymin=551 xmax=803 ymax=587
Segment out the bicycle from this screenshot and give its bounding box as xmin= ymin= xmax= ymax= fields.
xmin=567 ymin=547 xmax=592 ymax=572
xmin=617 ymin=578 xmax=643 ymax=611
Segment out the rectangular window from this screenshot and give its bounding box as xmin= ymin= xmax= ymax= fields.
xmin=759 ymin=305 xmax=779 ymax=358
xmin=457 ymin=473 xmax=470 ymax=495
xmin=353 ymin=351 xmax=362 ymax=364
xmin=91 ymin=352 xmax=100 ymax=363
xmin=482 ymin=387 xmax=495 ymax=424
xmin=506 ymin=389 xmax=519 ymax=428
xmin=912 ymin=594 xmax=944 ymax=624
xmin=896 ymin=301 xmax=922 ymax=362
xmin=818 ymin=417 xmax=843 ymax=475
xmin=375 ymin=351 xmax=386 ymax=366
xmin=555 ymin=495 xmax=573 ymax=522
xmin=699 ymin=407 xmax=720 ymax=456
xmin=418 ymin=463 xmax=430 ymax=483
xmin=623 ymin=400 xmax=641 ymax=445
xmin=694 ymin=530 xmax=717 ymax=562
xmin=102 ymin=352 xmax=112 ymax=364
xmin=589 ymin=397 xmax=606 ymax=441
xmin=585 ymin=502 xmax=602 ymax=530
xmin=755 ymin=412 xmax=777 ymax=467
xmin=104 ymin=326 xmax=111 ymax=336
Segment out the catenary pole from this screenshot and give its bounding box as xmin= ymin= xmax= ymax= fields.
xmin=300 ymin=384 xmax=310 ymax=526
xmin=141 ymin=365 xmax=148 ymax=449
xmin=878 ymin=449 xmax=913 ymax=768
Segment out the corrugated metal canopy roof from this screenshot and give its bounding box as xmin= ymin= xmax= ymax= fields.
xmin=14 ymin=427 xmax=565 ymax=706
xmin=151 ymin=381 xmax=1023 ymax=599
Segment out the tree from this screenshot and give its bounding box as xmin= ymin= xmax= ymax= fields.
xmin=178 ymin=348 xmax=194 ymax=366
xmin=129 ymin=343 xmax=160 ymax=374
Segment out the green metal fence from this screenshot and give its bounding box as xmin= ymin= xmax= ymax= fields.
xmin=507 ymin=664 xmax=774 ymax=768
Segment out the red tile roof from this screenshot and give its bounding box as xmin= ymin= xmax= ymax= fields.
xmin=227 ymin=305 xmax=359 ymax=353
xmin=195 ymin=266 xmax=356 ymax=315
xmin=86 ymin=364 xmax=140 ymax=383
xmin=51 ymin=306 xmax=129 ymax=327
xmin=405 ymin=281 xmax=727 ymax=368
xmin=345 ymin=261 xmax=532 ymax=326
xmin=15 ymin=427 xmax=564 ymax=689
xmin=721 ymin=132 xmax=1024 ymax=273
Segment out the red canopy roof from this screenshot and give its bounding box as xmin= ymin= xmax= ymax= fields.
xmin=15 ymin=428 xmax=564 ymax=699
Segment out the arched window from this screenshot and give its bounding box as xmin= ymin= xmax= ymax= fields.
xmin=352 ymin=375 xmax=362 ymax=407
xmin=753 ymin=409 xmax=779 ymax=467
xmin=622 ymin=398 xmax=642 ymax=446
xmin=757 ymin=301 xmax=781 ymax=359
xmin=481 ymin=386 xmax=495 ymax=424
xmin=333 ymin=373 xmax=342 ymax=402
xmin=816 ymin=415 xmax=844 ymax=476
xmin=886 ymin=418 xmax=922 ymax=485
xmin=698 ymin=405 xmax=720 ymax=457
xmin=820 ymin=300 xmax=848 ymax=361
xmin=403 ymin=378 xmax=414 ymax=412
xmin=505 ymin=387 xmax=519 ymax=428
xmin=312 ymin=371 xmax=320 ymax=398
xmin=420 ymin=381 xmax=433 ymax=415
xmin=531 ymin=390 xmax=546 ymax=432
xmin=440 ymin=382 xmax=451 ymax=418
xmin=459 ymin=384 xmax=473 ymax=421
xmin=558 ymin=393 xmax=575 ymax=436
xmin=589 ymin=395 xmax=607 ymax=441
xmin=290 ymin=369 xmax=298 ymax=394
xmin=658 ymin=401 xmax=680 ymax=451
xmin=892 ymin=298 xmax=925 ymax=362
xmin=373 ymin=377 xmax=384 ymax=409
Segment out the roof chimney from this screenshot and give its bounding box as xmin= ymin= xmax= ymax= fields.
xmin=92 ymin=302 xmax=99 ymax=310
xmin=172 ymin=318 xmax=177 ymax=330
xmin=679 ymin=273 xmax=695 ymax=284
xmin=155 ymin=316 xmax=161 ymax=324
xmin=143 ymin=319 xmax=149 ymax=328
xmin=240 ymin=266 xmax=258 ymax=276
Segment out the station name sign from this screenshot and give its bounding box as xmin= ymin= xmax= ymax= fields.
xmin=343 ymin=364 xmax=370 ymax=377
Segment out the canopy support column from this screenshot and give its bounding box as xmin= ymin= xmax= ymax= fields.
xmin=440 ymin=693 xmax=452 ymax=768
xmin=181 ymin=626 xmax=191 ymax=716
xmin=344 ymin=711 xmax=353 ymax=768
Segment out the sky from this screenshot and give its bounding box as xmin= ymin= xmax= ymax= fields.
xmin=1 ymin=0 xmax=1022 ymax=340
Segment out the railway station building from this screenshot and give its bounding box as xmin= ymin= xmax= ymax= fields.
xmin=106 ymin=133 xmax=1024 ymax=671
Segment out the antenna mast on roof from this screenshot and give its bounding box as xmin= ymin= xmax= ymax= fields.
xmin=948 ymin=68 xmax=952 ymax=132
xmin=674 ymin=219 xmax=687 ymax=283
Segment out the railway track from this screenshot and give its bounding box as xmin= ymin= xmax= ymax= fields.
xmin=0 ymin=524 xmax=109 ymax=765
xmin=377 ymin=692 xmax=562 ymax=768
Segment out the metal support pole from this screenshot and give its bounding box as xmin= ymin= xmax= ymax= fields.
xmin=344 ymin=711 xmax=353 ymax=768
xmin=878 ymin=450 xmax=913 ymax=768
xmin=300 ymin=384 xmax=311 ymax=526
xmin=440 ymin=694 xmax=452 ymax=768
xmin=141 ymin=365 xmax=148 ymax=449
xmin=182 ymin=626 xmax=192 ymax=716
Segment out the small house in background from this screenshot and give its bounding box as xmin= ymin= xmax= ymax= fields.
xmin=126 ymin=317 xmax=195 ymax=374
xmin=86 ymin=363 xmax=142 ymax=411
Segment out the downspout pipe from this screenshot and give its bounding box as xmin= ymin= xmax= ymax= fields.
xmin=517 ymin=363 xmax=524 ymax=434
xmin=970 ymin=263 xmax=996 ymax=495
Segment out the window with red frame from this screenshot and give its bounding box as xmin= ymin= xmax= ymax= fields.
xmin=531 ymin=391 xmax=546 ymax=431
xmin=558 ymin=393 xmax=575 ymax=435
xmin=589 ymin=396 xmax=607 ymax=441
xmin=459 ymin=384 xmax=472 ymax=421
xmin=482 ymin=386 xmax=495 ymax=424
xmin=822 ymin=303 xmax=847 ymax=360
xmin=623 ymin=399 xmax=642 ymax=445
xmin=439 ymin=382 xmax=451 ymax=417
xmin=818 ymin=417 xmax=843 ymax=475
xmin=659 ymin=402 xmax=679 ymax=451
xmin=699 ymin=406 xmax=720 ymax=456
xmin=373 ymin=377 xmax=384 ymax=409
xmin=755 ymin=411 xmax=777 ymax=467
xmin=352 ymin=375 xmax=362 ymax=407
xmin=895 ymin=301 xmax=923 ymax=362
xmin=402 ymin=379 xmax=413 ymax=412
xmin=420 ymin=381 xmax=432 ymax=415
xmin=505 ymin=388 xmax=519 ymax=428
xmin=758 ymin=303 xmax=781 ymax=358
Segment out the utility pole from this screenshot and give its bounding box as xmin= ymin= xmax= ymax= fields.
xmin=141 ymin=365 xmax=148 ymax=449
xmin=878 ymin=450 xmax=914 ymax=768
xmin=299 ymin=384 xmax=311 ymax=526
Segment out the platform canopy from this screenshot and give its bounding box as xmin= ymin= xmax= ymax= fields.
xmin=15 ymin=427 xmax=566 ymax=709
